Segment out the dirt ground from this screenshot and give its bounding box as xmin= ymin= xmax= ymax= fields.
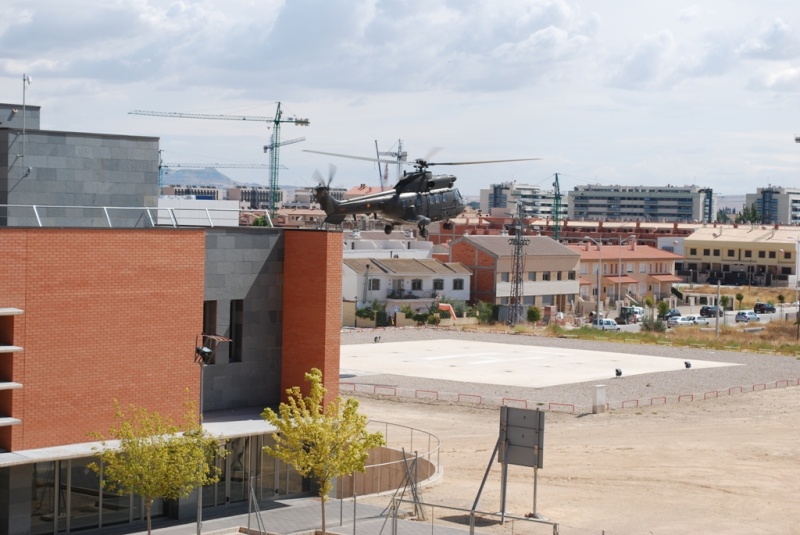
xmin=353 ymin=386 xmax=800 ymax=535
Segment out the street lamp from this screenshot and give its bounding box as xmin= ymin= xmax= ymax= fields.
xmin=585 ymin=236 xmax=602 ymax=323
xmin=618 ymin=234 xmax=636 ymax=303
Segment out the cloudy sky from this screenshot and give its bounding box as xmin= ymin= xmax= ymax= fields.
xmin=3 ymin=0 xmax=800 ymax=196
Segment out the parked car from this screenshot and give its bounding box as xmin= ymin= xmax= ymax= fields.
xmin=685 ymin=314 xmax=710 ymax=325
xmin=659 ymin=308 xmax=681 ymax=320
xmin=735 ymin=311 xmax=761 ymax=323
xmin=668 ymin=316 xmax=694 ymax=327
xmin=668 ymin=315 xmax=709 ymax=327
xmin=699 ymin=306 xmax=723 ymax=317
xmin=591 ymin=318 xmax=621 ymax=331
xmin=754 ymin=302 xmax=776 ymax=314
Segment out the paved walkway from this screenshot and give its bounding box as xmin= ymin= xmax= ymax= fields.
xmin=132 ymin=497 xmax=480 ymax=535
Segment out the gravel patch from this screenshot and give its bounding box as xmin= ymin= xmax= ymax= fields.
xmin=340 ymin=327 xmax=800 ymax=412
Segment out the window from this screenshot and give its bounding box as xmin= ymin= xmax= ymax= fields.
xmin=541 ymin=271 xmax=551 ymax=281
xmin=202 ymin=301 xmax=218 ymax=364
xmin=689 ymin=248 xmax=697 ymax=256
xmin=527 ymin=272 xmax=537 ymax=281
xmin=768 ymin=251 xmax=776 ymax=259
xmin=703 ymin=249 xmax=710 ymax=256
xmin=411 ymin=279 xmax=422 ymax=290
xmin=557 ymin=271 xmax=563 ymax=281
xmin=500 ymin=272 xmax=510 ymax=282
xmin=433 ymin=279 xmax=444 ymax=291
xmin=713 ymin=249 xmax=720 ymax=257
xmin=758 ymin=251 xmax=765 ymax=258
xmin=744 ymin=250 xmax=752 ymax=258
xmin=453 ymin=278 xmax=464 ymax=290
xmin=229 ymin=299 xmax=243 ymax=363
xmin=568 ymin=271 xmax=576 ymax=280
xmin=369 ymin=279 xmax=381 ymax=291
xmin=786 ymin=251 xmax=793 ymax=260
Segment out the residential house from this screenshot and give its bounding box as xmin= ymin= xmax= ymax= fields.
xmin=683 ymin=225 xmax=800 ymax=289
xmin=344 ymin=258 xmax=471 ymax=315
xmin=447 ymin=235 xmax=581 ymax=317
xmin=567 ymin=241 xmax=683 ymax=311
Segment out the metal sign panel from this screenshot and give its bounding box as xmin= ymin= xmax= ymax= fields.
xmin=498 ymin=406 xmax=544 ymax=468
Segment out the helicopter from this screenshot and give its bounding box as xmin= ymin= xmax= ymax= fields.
xmin=304 ymin=149 xmax=539 ymax=238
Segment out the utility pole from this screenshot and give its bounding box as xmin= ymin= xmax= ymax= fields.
xmin=509 ymin=204 xmax=529 ymax=324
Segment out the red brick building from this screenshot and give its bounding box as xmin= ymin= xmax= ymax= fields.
xmin=0 ymin=226 xmax=342 ymax=533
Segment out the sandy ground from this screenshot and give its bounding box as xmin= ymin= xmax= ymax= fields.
xmin=352 ymin=385 xmax=800 ymax=535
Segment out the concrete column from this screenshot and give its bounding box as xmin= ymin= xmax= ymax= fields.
xmin=592 ymin=385 xmax=606 ymax=414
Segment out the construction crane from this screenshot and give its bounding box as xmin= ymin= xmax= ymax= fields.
xmin=552 ymin=172 xmax=562 ymax=242
xmin=375 ymin=139 xmax=407 ymax=187
xmin=130 ymin=102 xmax=309 ymax=216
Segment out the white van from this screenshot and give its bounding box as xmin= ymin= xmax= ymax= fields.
xmin=591 ymin=318 xmax=621 ymax=331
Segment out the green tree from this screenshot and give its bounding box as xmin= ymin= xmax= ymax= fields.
xmin=643 ymin=296 xmax=655 ymax=319
xmin=262 ymin=368 xmax=385 ymax=535
xmin=90 ymin=399 xmax=225 ymax=535
xmin=736 ymin=292 xmax=744 ymax=310
xmin=527 ymin=306 xmax=542 ymax=323
xmin=719 ymin=295 xmax=731 ymax=310
xmin=657 ymin=301 xmax=670 ymax=319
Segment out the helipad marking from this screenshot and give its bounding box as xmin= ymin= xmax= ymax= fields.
xmin=341 ymin=339 xmax=741 ymax=388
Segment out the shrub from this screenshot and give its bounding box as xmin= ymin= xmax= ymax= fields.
xmin=527 ymin=306 xmax=542 ymax=323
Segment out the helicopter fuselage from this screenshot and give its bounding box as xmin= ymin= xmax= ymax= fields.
xmin=328 ymin=184 xmax=466 ymax=226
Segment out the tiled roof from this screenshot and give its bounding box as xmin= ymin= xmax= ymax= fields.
xmin=453 ymin=235 xmax=580 ymax=258
xmin=343 ymin=258 xmax=470 ymax=275
xmin=566 ymin=243 xmax=683 ymax=261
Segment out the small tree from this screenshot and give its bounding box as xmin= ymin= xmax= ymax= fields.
xmin=527 ymin=306 xmax=542 ymax=324
xmin=90 ymin=399 xmax=225 ymax=535
xmin=736 ymin=292 xmax=744 ymax=310
xmin=657 ymin=301 xmax=670 ymax=319
xmin=262 ymin=368 xmax=385 ymax=535
xmin=643 ymin=296 xmax=655 ymax=319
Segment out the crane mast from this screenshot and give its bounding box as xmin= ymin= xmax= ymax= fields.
xmin=130 ymin=103 xmax=309 ymax=216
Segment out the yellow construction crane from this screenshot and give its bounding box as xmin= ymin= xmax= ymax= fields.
xmin=130 ymin=102 xmax=309 ymax=216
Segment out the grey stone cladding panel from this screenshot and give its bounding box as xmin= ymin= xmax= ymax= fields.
xmin=202 ymin=228 xmax=286 ymax=411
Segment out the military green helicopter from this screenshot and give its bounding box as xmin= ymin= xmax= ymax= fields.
xmin=305 ymin=149 xmax=539 ymax=238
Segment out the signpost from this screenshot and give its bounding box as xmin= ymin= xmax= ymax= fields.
xmin=474 ymin=407 xmax=545 ymax=521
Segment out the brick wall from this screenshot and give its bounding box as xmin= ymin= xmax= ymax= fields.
xmin=450 ymin=241 xmax=498 ymax=303
xmin=0 ymin=228 xmax=205 ymax=451
xmin=281 ymin=230 xmax=342 ymax=404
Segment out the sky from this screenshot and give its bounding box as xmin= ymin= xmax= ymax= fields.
xmin=2 ymin=0 xmax=800 ymax=197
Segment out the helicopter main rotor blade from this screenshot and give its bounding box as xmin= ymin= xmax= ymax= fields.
xmin=303 ymin=150 xmax=399 ymax=166
xmin=426 ymin=157 xmax=542 ymax=166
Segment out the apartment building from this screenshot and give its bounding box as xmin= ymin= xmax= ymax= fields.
xmin=745 ymin=186 xmax=800 ymax=225
xmin=568 ymin=185 xmax=716 ymax=223
xmin=479 ymin=182 xmax=567 ymax=218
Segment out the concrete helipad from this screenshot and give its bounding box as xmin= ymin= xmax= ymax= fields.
xmin=341 ymin=339 xmax=740 ymax=388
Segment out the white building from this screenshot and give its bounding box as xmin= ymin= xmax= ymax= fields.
xmin=479 ymin=182 xmax=566 ymax=219
xmin=745 ymin=186 xmax=800 ymax=225
xmin=568 ymin=185 xmax=716 ymax=223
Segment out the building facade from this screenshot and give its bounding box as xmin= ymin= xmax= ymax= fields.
xmin=479 ymin=182 xmax=566 ymax=219
xmin=745 ymin=186 xmax=800 ymax=225
xmin=0 ymin=226 xmax=342 ymax=534
xmin=0 ymin=103 xmax=159 ymax=228
xmin=682 ymin=225 xmax=800 ymax=288
xmin=568 ymin=185 xmax=716 ymax=223
xmin=448 ymin=235 xmax=581 ymax=315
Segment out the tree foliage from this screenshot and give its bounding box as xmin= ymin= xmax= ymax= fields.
xmin=89 ymin=398 xmax=225 ymax=535
xmin=527 ymin=306 xmax=542 ymax=323
xmin=261 ymin=368 xmax=385 ymax=535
